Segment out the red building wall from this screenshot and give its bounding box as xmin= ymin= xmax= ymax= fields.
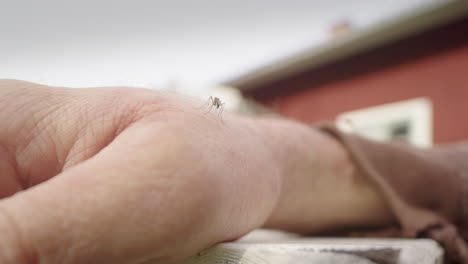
xmin=265 ymin=45 xmax=468 ymax=143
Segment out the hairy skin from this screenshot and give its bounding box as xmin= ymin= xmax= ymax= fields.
xmin=0 ymin=80 xmax=392 ymax=264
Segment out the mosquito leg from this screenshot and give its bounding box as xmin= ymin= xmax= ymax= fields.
xmin=204 ymin=96 xmax=215 ymax=114
xmin=217 ymin=103 xmax=225 ymax=123
xmin=197 ymin=96 xmax=214 ymax=110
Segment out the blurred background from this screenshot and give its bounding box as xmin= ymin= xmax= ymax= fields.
xmin=1 ymin=0 xmax=467 ymax=145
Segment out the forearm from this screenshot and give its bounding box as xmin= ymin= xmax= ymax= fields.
xmin=0 ymin=80 xmax=393 ymax=264
xmin=251 ymin=117 xmax=394 ymax=233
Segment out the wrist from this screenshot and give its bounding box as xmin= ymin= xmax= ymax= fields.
xmin=254 ymin=118 xmax=393 ymax=233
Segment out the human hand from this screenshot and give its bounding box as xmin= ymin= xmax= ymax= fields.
xmin=0 ymin=80 xmax=284 ymax=264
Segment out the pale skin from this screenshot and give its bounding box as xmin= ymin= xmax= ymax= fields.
xmin=0 ymin=79 xmax=393 ymax=264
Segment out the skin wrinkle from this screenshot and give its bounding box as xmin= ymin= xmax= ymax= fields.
xmin=16 ymin=112 xmax=61 ymax=187
xmin=62 ymin=87 xmax=169 ymax=170
xmin=0 ymin=142 xmax=26 ymax=191
xmin=0 ymin=204 xmax=38 ymax=264
xmin=50 ymin=98 xmax=87 ymax=171
xmin=108 ymin=93 xmax=137 ymax=138
xmin=1 ymin=90 xmax=45 ymax=149
xmin=101 ymin=87 xmax=168 ymax=125
xmin=13 ymin=131 xmax=36 ymax=185
xmin=127 ymin=90 xmax=201 ymax=126
xmin=20 ymin=86 xmax=115 ymax=176
xmin=13 ymin=88 xmax=70 ymax=182
xmin=45 ymin=118 xmax=63 ymax=179
xmin=63 ymin=91 xmax=125 ymax=169
xmin=53 ymin=100 xmax=84 ymax=170
xmin=0 ymin=84 xmax=40 ymax=119
xmin=65 ymin=121 xmax=102 ymax=168
xmin=62 ymin=101 xmax=100 ymax=169
xmin=64 ymin=138 xmax=103 ymax=170
xmin=0 ymin=81 xmax=71 ymax=186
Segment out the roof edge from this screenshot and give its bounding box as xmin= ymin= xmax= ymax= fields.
xmin=225 ymin=0 xmax=468 ymax=91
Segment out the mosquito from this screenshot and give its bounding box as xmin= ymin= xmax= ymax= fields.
xmin=200 ymin=96 xmax=225 ymax=120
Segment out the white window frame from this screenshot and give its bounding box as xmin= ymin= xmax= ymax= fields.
xmin=336 ymin=97 xmax=433 ymax=147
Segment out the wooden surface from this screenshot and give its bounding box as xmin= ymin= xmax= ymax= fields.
xmin=177 ymin=230 xmax=444 ymax=264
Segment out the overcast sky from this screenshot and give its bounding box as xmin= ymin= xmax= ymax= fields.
xmin=0 ymin=0 xmax=444 ymax=91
